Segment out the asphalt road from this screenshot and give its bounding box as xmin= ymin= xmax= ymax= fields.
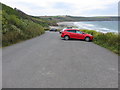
xmin=3 ymin=31 xmax=118 ymax=88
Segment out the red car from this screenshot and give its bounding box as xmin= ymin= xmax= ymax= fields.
xmin=61 ymin=29 xmax=93 ymax=42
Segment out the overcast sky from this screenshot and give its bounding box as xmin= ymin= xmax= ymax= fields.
xmin=1 ymin=0 xmax=119 ymax=16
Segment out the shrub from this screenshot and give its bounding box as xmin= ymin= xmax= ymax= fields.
xmin=80 ymin=29 xmax=119 ymax=55
xmin=2 ymin=5 xmax=45 ymax=46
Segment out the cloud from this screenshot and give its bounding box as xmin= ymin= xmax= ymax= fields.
xmin=1 ymin=0 xmax=119 ymax=16
xmin=52 ymin=2 xmax=73 ymax=9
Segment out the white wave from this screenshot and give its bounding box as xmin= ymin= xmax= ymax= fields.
xmin=74 ymin=22 xmax=117 ymax=33
xmin=99 ymin=28 xmax=110 ymax=30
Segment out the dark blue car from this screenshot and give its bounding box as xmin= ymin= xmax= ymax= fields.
xmin=50 ymin=28 xmax=57 ymax=32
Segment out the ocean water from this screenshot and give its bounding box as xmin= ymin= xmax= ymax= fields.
xmin=74 ymin=21 xmax=118 ymax=33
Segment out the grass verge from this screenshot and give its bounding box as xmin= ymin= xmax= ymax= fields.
xmin=80 ymin=29 xmax=120 ymax=55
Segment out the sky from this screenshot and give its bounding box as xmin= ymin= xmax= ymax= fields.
xmin=1 ymin=0 xmax=119 ymax=16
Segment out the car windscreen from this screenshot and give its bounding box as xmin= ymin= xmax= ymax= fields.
xmin=76 ymin=30 xmax=83 ymax=34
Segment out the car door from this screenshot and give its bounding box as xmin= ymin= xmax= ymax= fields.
xmin=67 ymin=30 xmax=76 ymax=38
xmin=75 ymin=30 xmax=84 ymax=39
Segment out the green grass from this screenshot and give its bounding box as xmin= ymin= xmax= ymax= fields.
xmin=80 ymin=29 xmax=120 ymax=55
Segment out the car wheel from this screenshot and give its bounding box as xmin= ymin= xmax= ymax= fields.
xmin=85 ymin=37 xmax=90 ymax=42
xmin=64 ymin=35 xmax=70 ymax=40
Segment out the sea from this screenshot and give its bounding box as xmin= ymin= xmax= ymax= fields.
xmin=74 ymin=21 xmax=118 ymax=33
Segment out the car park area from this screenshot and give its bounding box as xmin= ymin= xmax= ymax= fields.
xmin=3 ymin=31 xmax=118 ymax=88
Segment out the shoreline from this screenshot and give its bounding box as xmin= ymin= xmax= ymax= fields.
xmin=57 ymin=21 xmax=118 ymax=33
xmin=57 ymin=22 xmax=78 ymax=29
xmin=49 ymin=22 xmax=78 ymax=30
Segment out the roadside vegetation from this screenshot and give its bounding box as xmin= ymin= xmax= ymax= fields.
xmin=2 ymin=3 xmax=57 ymax=46
xmin=80 ymin=29 xmax=120 ymax=55
xmin=1 ymin=3 xmax=119 ymax=55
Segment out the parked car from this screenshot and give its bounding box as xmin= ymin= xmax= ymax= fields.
xmin=61 ymin=29 xmax=93 ymax=42
xmin=59 ymin=27 xmax=73 ymax=34
xmin=50 ymin=28 xmax=57 ymax=32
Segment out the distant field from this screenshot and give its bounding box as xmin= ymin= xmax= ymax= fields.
xmin=39 ymin=15 xmax=118 ymax=22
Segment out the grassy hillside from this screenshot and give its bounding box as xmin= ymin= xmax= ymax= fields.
xmin=2 ymin=3 xmax=57 ymax=46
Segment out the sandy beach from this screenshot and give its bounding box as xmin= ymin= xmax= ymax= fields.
xmin=50 ymin=22 xmax=78 ymax=30
xmin=57 ymin=22 xmax=76 ymax=26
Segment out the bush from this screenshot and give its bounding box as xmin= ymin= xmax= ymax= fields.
xmin=2 ymin=5 xmax=45 ymax=46
xmin=80 ymin=29 xmax=119 ymax=55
